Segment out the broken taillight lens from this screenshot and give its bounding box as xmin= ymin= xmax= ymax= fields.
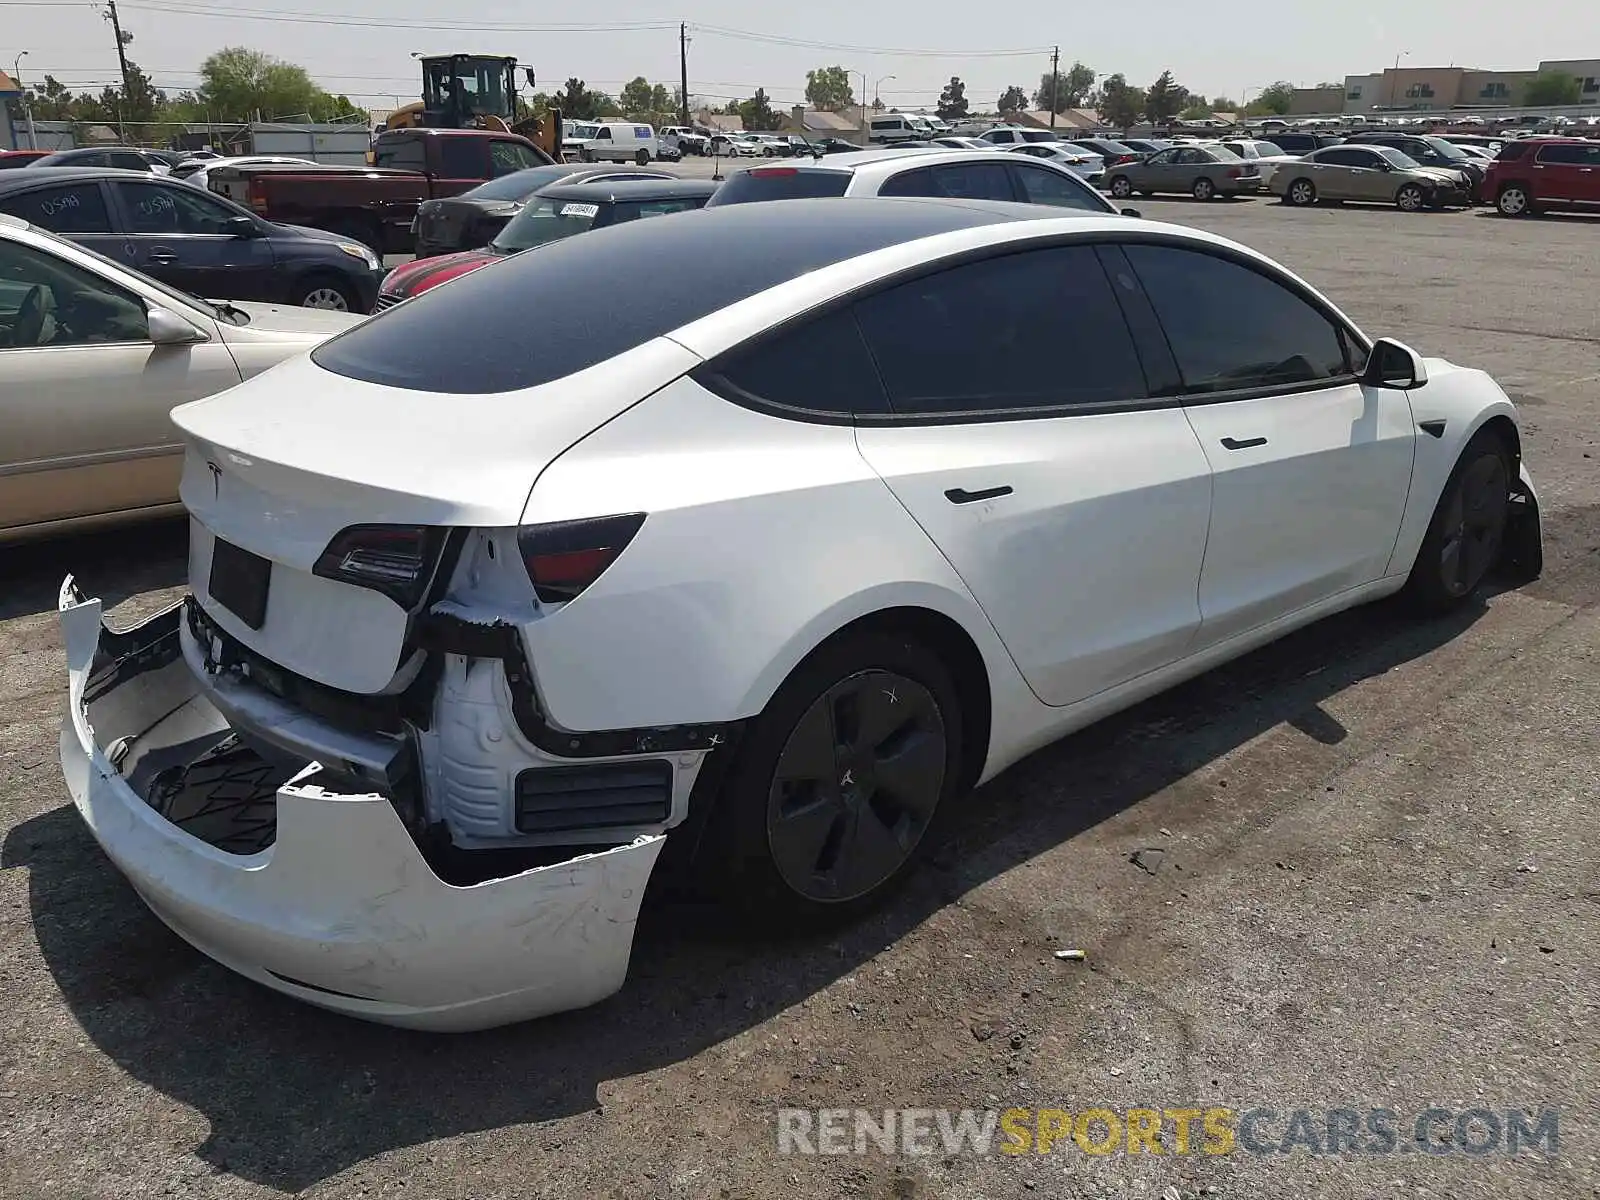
xmin=313 ymin=524 xmax=442 ymax=608
xmin=518 ymin=513 xmax=646 ymax=605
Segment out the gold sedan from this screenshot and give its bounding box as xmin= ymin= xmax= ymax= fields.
xmin=1270 ymin=145 xmax=1472 ymax=212
xmin=1 ymin=213 xmax=361 ymax=543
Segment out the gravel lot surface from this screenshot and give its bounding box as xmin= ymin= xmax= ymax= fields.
xmin=6 ymin=196 xmax=1599 ymax=1200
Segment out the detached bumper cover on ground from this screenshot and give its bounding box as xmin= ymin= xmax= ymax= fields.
xmin=57 ymin=579 xmax=663 ymax=1032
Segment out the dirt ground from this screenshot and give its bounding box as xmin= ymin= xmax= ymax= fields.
xmin=4 ymin=198 xmax=1598 ymax=1200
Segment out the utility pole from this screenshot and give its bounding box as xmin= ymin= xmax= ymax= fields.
xmin=679 ymin=22 xmax=690 ymax=125
xmin=1049 ymin=45 xmax=1060 ymax=129
xmin=103 ymin=1 xmax=134 ymax=110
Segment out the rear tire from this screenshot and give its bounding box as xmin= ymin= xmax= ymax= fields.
xmin=1192 ymin=176 xmax=1215 ymax=201
xmin=1402 ymin=428 xmax=1513 ymax=614
xmin=707 ymin=629 xmax=964 ymax=928
xmin=1109 ymin=175 xmax=1132 ymax=199
xmin=1286 ymin=178 xmax=1316 ymax=207
xmin=636 ymin=149 xmax=651 ymax=165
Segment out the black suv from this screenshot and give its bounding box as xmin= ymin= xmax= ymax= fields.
xmin=0 ymin=168 xmax=383 ymax=311
xmin=1344 ymin=133 xmax=1484 ymax=200
xmin=1262 ymin=132 xmax=1345 ymax=156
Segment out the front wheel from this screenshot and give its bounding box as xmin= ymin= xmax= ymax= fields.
xmin=290 ymin=273 xmax=359 ymax=313
xmin=1402 ymin=428 xmax=1512 ymax=613
xmin=708 ymin=629 xmax=964 ymax=926
xmin=1497 ymin=185 xmax=1532 ymax=217
xmin=579 ymin=148 xmax=594 ymax=163
xmin=1109 ymin=175 xmax=1132 ymax=199
xmin=1192 ymin=176 xmax=1215 ymax=201
xmin=1396 ymin=183 xmax=1425 ymax=212
xmin=1286 ymin=178 xmax=1316 ymax=207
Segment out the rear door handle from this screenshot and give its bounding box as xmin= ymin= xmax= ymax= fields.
xmin=945 ymin=485 xmax=1013 ymax=505
xmin=1220 ymin=436 xmax=1268 ymax=450
xmin=147 ymin=251 xmax=178 ymax=264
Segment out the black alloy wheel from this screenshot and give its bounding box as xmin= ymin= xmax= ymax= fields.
xmin=766 ymin=669 xmax=946 ymax=904
xmin=1404 ymin=429 xmax=1512 ymax=612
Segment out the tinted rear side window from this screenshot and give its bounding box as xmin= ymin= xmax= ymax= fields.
xmin=706 ymin=168 xmax=850 ymax=205
xmin=313 ymin=199 xmax=1020 ymax=394
xmin=699 ymin=307 xmax=889 ymax=417
xmin=852 ymin=245 xmax=1148 ymax=416
xmin=1496 ymin=142 xmax=1531 ymax=161
xmin=0 ymin=182 xmax=113 ymax=234
xmin=1125 ymin=244 xmax=1350 ymax=395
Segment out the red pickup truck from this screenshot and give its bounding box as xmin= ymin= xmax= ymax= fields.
xmin=208 ymin=128 xmax=554 ymax=256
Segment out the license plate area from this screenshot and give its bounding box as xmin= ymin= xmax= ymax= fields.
xmin=209 ymin=537 xmax=272 ymax=629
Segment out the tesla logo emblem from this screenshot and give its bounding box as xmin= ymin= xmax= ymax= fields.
xmin=884 ymin=687 xmax=900 ymax=705
xmin=840 ymin=769 xmax=855 ymax=788
xmin=206 ymin=460 xmax=222 ymax=498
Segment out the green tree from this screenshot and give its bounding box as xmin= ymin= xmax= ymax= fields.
xmin=805 ymin=65 xmax=854 ymax=112
xmin=556 ymin=77 xmax=598 ymax=120
xmin=1097 ymin=73 xmax=1142 ymax=130
xmin=619 ymin=76 xmax=655 ymax=115
xmin=937 ymin=76 xmax=969 ymax=120
xmin=1524 ymin=71 xmax=1581 ymax=106
xmin=1251 ymin=80 xmax=1295 ymax=116
xmin=1144 ymin=70 xmax=1188 ymax=124
xmin=997 ymin=84 xmax=1029 ymax=114
xmin=1034 ymin=61 xmax=1096 ymax=112
xmin=735 ymin=88 xmax=781 ymax=131
xmin=198 ymin=46 xmax=327 ymax=121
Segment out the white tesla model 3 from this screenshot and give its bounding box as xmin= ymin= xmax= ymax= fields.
xmin=59 ymin=198 xmax=1543 ymax=1030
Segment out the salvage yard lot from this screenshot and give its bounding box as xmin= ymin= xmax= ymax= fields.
xmin=3 ymin=201 xmax=1598 ymax=1200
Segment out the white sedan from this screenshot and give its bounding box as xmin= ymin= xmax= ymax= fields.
xmin=60 ymin=198 xmax=1542 ymax=1030
xmin=1003 ymin=141 xmax=1107 ymax=184
xmin=172 ymin=155 xmax=316 ymax=194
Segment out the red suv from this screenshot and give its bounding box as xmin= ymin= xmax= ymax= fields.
xmin=1487 ymin=137 xmax=1600 ymax=216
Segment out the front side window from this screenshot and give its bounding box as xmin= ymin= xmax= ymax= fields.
xmin=490 ymin=140 xmax=546 ymax=174
xmin=114 ymin=182 xmax=242 ymax=234
xmin=1008 ymin=164 xmax=1110 ymax=212
xmin=851 ymin=245 xmax=1148 ymax=416
xmin=0 ymin=182 xmax=113 ymax=235
xmin=0 ymin=238 xmax=149 ymax=349
xmin=1124 ymin=244 xmax=1352 ymax=395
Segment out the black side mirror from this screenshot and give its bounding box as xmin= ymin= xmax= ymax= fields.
xmin=1121 ymin=207 xmax=1142 ymax=218
xmin=1362 ymin=336 xmax=1429 ymax=390
xmin=224 ymin=214 xmax=262 ymax=238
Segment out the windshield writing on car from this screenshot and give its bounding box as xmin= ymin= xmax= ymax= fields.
xmin=491 ymin=197 xmax=600 ymax=252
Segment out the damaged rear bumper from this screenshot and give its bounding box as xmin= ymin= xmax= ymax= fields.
xmin=57 ymin=578 xmax=663 ymax=1031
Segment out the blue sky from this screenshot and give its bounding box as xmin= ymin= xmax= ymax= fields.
xmin=7 ymin=0 xmax=1597 ymax=111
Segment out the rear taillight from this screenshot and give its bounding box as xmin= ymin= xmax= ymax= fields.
xmin=248 ymin=179 xmax=267 ymax=213
xmin=1226 ymin=165 xmax=1242 ymax=178
xmin=313 ymin=524 xmax=443 ymax=607
xmin=518 ymin=513 xmax=646 ymax=605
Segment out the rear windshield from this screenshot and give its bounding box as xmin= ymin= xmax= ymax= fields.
xmin=705 ymin=167 xmax=852 ymax=205
xmin=312 ymin=198 xmax=1018 ymax=394
xmin=466 ymin=166 xmax=572 ymax=201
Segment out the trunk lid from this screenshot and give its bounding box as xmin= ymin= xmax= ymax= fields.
xmin=170 ymin=339 xmax=698 ymax=693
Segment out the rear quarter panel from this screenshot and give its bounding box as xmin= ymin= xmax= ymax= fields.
xmin=520 ymin=375 xmax=1050 ymax=779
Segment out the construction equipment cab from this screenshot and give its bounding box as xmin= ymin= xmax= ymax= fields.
xmin=578 ymin=122 xmax=662 ymax=165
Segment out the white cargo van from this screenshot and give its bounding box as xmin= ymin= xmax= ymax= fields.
xmin=868 ymin=113 xmax=923 ymax=144
xmin=580 ymin=122 xmax=661 ymax=164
